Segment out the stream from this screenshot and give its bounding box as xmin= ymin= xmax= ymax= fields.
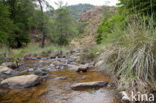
xmin=0 ymin=49 xmax=120 ymax=103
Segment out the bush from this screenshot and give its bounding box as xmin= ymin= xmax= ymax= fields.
xmin=96 ymin=14 xmax=126 ymax=44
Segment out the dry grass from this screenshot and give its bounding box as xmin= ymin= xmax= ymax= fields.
xmin=0 ymin=43 xmax=74 ymax=64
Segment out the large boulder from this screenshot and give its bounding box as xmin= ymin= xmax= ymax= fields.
xmin=71 ymin=81 xmax=108 ymax=90
xmin=0 ymin=66 xmax=14 ymax=75
xmin=0 ymin=74 xmax=42 ymax=89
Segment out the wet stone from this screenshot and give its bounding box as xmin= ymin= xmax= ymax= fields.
xmin=55 ymin=76 xmax=67 ymax=80
xmin=0 ymin=74 xmax=42 ymax=89
xmin=71 ymin=81 xmax=108 ymax=90
xmin=81 ymin=76 xmax=86 ymax=80
xmin=28 ymin=68 xmax=34 ymax=72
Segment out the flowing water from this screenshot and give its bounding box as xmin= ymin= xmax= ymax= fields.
xmin=0 ymin=52 xmax=120 ymax=103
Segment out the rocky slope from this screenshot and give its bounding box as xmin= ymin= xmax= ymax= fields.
xmin=69 ymin=4 xmax=95 ymax=19
xmin=78 ymin=6 xmax=116 ymax=35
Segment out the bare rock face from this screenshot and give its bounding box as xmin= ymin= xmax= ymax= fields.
xmin=0 ymin=66 xmax=14 ymax=75
xmin=0 ymin=74 xmax=41 ymax=89
xmin=71 ymin=81 xmax=108 ymax=90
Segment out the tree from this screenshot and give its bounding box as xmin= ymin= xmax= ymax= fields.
xmin=0 ymin=1 xmax=13 ymax=46
xmin=118 ymin=0 xmax=156 ymax=24
xmin=2 ymin=0 xmax=35 ymax=48
xmin=37 ymin=0 xmax=46 ymax=48
xmin=53 ymin=1 xmax=77 ymax=45
xmin=35 ymin=0 xmax=54 ymax=48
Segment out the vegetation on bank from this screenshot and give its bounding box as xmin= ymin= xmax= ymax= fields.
xmin=0 ymin=43 xmax=74 ymax=64
xmin=0 ymin=0 xmax=89 ymax=48
xmin=0 ymin=0 xmax=89 ymax=64
xmin=95 ymin=0 xmax=156 ymax=92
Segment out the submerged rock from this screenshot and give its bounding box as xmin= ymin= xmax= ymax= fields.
xmin=55 ymin=76 xmax=67 ymax=80
xmin=71 ymin=81 xmax=108 ymax=90
xmin=0 ymin=74 xmax=42 ymax=89
xmin=68 ymin=64 xmax=79 ymax=70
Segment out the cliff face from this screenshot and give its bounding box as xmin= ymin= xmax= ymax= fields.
xmin=78 ymin=6 xmax=116 ymax=35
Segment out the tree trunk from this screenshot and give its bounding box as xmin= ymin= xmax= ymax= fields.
xmin=41 ymin=33 xmax=46 ymax=48
xmin=38 ymin=0 xmax=45 ymax=48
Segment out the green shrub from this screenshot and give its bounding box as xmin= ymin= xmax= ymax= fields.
xmin=96 ymin=14 xmax=126 ymax=44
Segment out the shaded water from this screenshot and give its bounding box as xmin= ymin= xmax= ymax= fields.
xmin=0 ymin=57 xmax=120 ymax=103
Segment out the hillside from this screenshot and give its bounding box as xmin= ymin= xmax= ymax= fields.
xmin=69 ymin=4 xmax=95 ymax=19
xmin=78 ymin=6 xmax=116 ymax=35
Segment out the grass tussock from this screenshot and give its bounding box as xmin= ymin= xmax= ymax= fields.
xmin=99 ymin=22 xmax=156 ymax=92
xmin=11 ymin=43 xmax=73 ymax=57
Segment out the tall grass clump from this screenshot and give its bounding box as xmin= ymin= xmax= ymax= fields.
xmin=101 ymin=21 xmax=156 ymax=91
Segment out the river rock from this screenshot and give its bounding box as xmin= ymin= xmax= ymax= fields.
xmin=71 ymin=81 xmax=108 ymax=90
xmin=0 ymin=74 xmax=42 ymax=89
xmin=0 ymin=66 xmax=14 ymax=75
xmin=1 ymin=62 xmax=18 ymax=69
xmin=95 ymin=60 xmax=106 ymax=71
xmin=68 ymin=64 xmax=79 ymax=70
xmin=28 ymin=68 xmax=34 ymax=72
xmin=33 ymin=69 xmax=47 ymax=76
xmin=76 ymin=63 xmax=91 ymax=72
xmin=52 ymin=61 xmax=62 ymax=66
xmin=55 ymin=76 xmax=67 ymax=80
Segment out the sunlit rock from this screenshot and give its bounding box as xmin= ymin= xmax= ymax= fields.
xmin=0 ymin=74 xmax=42 ymax=89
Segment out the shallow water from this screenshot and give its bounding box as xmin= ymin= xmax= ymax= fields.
xmin=0 ymin=57 xmax=120 ymax=103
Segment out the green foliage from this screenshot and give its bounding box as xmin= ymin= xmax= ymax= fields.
xmin=97 ymin=21 xmax=156 ymax=91
xmin=0 ymin=2 xmax=13 ymax=45
xmin=0 ymin=0 xmax=35 ymax=48
xmin=53 ymin=2 xmax=78 ymax=46
xmin=118 ymin=0 xmax=156 ymax=25
xmin=95 ymin=1 xmax=156 ymax=91
xmin=96 ymin=14 xmax=126 ymax=44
